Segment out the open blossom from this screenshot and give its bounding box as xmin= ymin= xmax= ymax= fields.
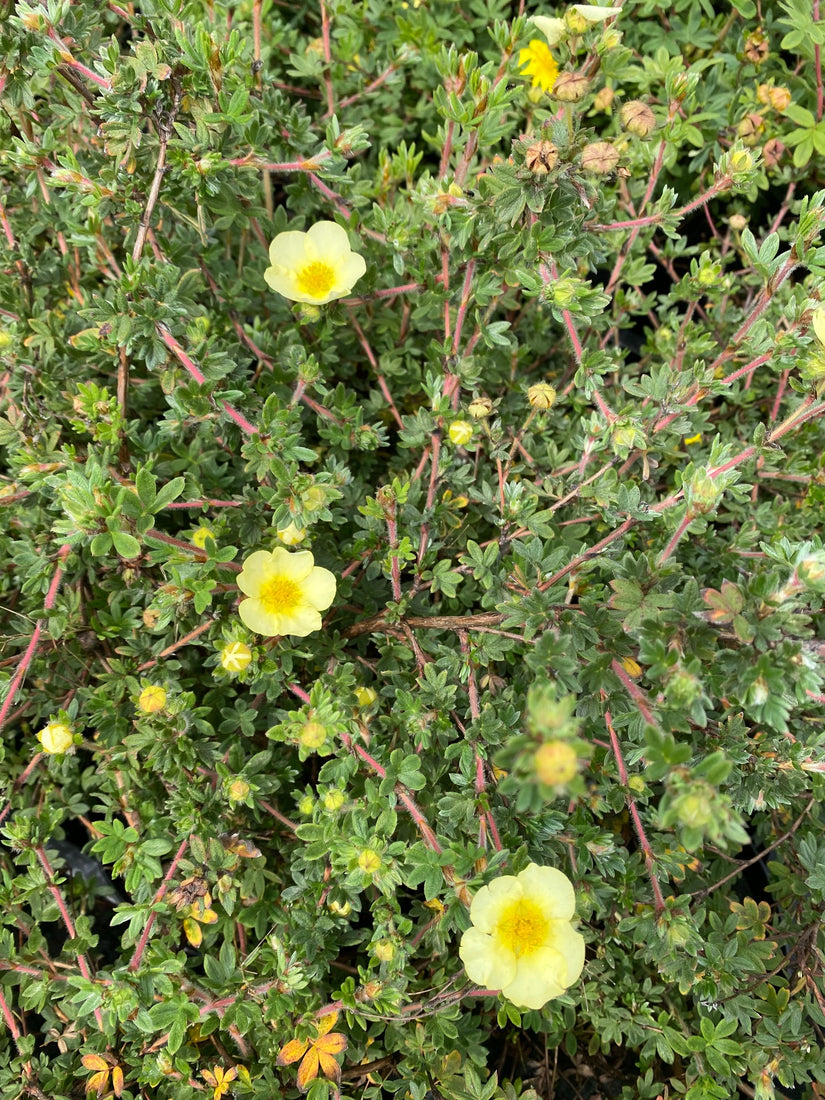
xmin=264 ymin=221 xmax=366 ymax=305
xmin=459 ymin=863 xmax=585 ymax=1010
xmin=237 ymin=548 xmax=336 ymax=637
xmin=519 ymin=40 xmax=559 ymax=93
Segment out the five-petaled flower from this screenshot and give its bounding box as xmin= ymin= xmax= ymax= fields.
xmin=237 ymin=548 xmax=336 ymax=637
xmin=518 ymin=40 xmax=559 ymax=93
xmin=459 ymin=862 xmax=585 ymax=1010
xmin=264 ymin=221 xmax=366 ymax=305
xmin=202 ymin=1065 xmax=238 ymax=1100
xmin=277 ymin=1011 xmax=348 ymax=1091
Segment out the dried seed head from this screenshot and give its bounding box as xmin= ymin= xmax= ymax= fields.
xmin=743 ymin=27 xmax=769 ymax=64
xmin=581 ymin=140 xmax=620 ymax=174
xmin=553 ymin=71 xmax=590 ymax=102
xmin=524 ymin=139 xmax=559 ymax=175
xmin=762 ymin=138 xmax=785 ymax=168
xmin=620 ymin=100 xmax=656 ymax=138
xmin=737 ymin=112 xmax=765 ymax=146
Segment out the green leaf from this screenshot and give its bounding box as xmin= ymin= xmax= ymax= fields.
xmin=111 ymin=530 xmax=141 ymax=559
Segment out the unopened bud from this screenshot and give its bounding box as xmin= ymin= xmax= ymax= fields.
xmin=138 ymin=685 xmax=167 ymax=714
xmin=468 ymin=395 xmax=493 ymax=418
xmin=729 ymin=213 xmax=748 ymax=231
xmin=593 ymin=86 xmax=615 ymax=111
xmin=620 ymin=100 xmax=656 ymax=138
xmin=449 ymin=420 xmax=473 ymax=446
xmin=534 ymin=740 xmax=578 ymax=785
xmin=528 ymin=382 xmax=557 ymax=410
xmin=581 ymin=140 xmax=619 ymax=174
xmin=300 ymin=721 xmax=327 ymax=749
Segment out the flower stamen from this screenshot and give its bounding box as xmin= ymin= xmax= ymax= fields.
xmin=496 ymin=899 xmax=550 ymax=957
xmin=296 ymin=261 xmax=336 ymax=299
xmin=259 ymin=576 xmax=303 ymax=615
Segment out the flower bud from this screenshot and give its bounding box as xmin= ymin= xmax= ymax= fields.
xmin=448 ymin=420 xmax=473 ymax=446
xmin=524 ymin=139 xmax=559 ymax=175
xmin=768 ymin=85 xmax=791 ymax=112
xmin=37 ymin=721 xmax=74 ymax=755
xmin=729 ymin=213 xmax=748 ymax=232
xmin=674 ymin=791 xmax=714 ymax=828
xmin=0 ymin=330 xmax=12 ymax=350
xmin=302 ymin=485 xmax=326 ymax=512
xmin=357 ymin=848 xmax=382 ymax=874
xmin=323 ymin=788 xmax=346 ymax=812
xmin=553 ymin=72 xmax=590 ymax=102
xmin=191 ymin=525 xmax=214 ymax=549
xmin=277 ymin=522 xmax=306 ymax=545
xmin=226 ymin=778 xmax=251 ymax=803
xmin=468 ymin=395 xmax=493 ymax=419
xmin=355 ymin=686 xmax=377 ymax=707
xmin=220 ymin=642 xmax=252 ymax=673
xmin=748 ymin=676 xmax=770 ymax=707
xmin=373 ymin=940 xmax=395 ymax=962
xmin=620 ymin=100 xmax=656 ymax=138
xmin=581 ymin=140 xmax=620 ymax=174
xmin=300 ymin=720 xmax=327 ymax=749
xmin=138 ymin=685 xmax=167 ymax=714
xmin=534 ymin=740 xmax=578 ymax=785
xmin=729 ymin=149 xmax=754 ymax=173
xmin=593 ymin=86 xmax=615 ymax=111
xmin=528 ymin=382 xmax=557 ymax=410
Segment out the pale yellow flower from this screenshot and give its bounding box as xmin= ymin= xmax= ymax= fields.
xmin=519 ymin=40 xmax=559 ymax=94
xmin=264 ymin=221 xmax=366 ymax=305
xmin=219 ymin=641 xmax=253 ymax=672
xmin=237 ymin=548 xmax=336 ymax=637
xmin=37 ymin=721 xmax=74 ymax=755
xmin=812 ymin=306 xmax=825 ymax=347
xmin=531 ymin=14 xmax=565 ymax=45
xmin=137 ymin=686 xmax=167 ymax=714
xmin=459 ymin=863 xmax=585 ymax=1010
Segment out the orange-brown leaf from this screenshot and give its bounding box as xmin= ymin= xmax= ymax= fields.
xmin=315 ymin=1010 xmax=339 ymax=1037
xmin=277 ymin=1037 xmax=310 ymax=1066
xmin=81 ymin=1055 xmax=109 ymax=1072
xmin=316 ymin=1032 xmax=347 ymax=1056
xmin=296 ymin=1047 xmax=320 ymax=1091
xmin=112 ymin=1065 xmax=124 ymax=1098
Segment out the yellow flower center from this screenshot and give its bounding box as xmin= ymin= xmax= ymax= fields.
xmin=296 ymin=261 xmax=336 ymax=299
xmin=495 ymin=898 xmax=550 ymax=957
xmin=259 ymin=575 xmax=302 ymax=615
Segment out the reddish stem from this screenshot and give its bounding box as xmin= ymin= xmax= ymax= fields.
xmin=128 ymin=838 xmax=189 ymax=971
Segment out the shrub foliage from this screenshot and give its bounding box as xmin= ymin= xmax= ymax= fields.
xmin=1 ymin=0 xmax=825 ymax=1098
